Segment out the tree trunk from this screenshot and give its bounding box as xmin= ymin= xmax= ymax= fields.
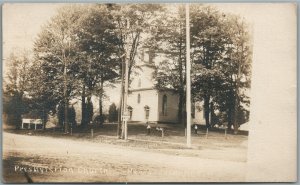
xmin=227 ymin=90 xmax=235 ymax=130
xmin=42 ymin=106 xmax=46 ymax=130
xmin=227 ymin=108 xmax=233 ymax=130
xmin=99 ymin=78 xmax=104 ymax=116
xmin=81 ymin=84 xmax=86 ymax=127
xmin=204 ymin=94 xmax=210 ymax=128
xmin=99 ymin=97 xmax=103 ymax=116
xmin=86 ymin=96 xmax=93 ymax=124
xmin=210 ymin=101 xmax=214 ymax=126
xmin=178 ymin=89 xmax=185 ymax=124
xmin=233 ymin=91 xmax=239 ymax=134
xmin=64 ymin=98 xmax=69 ymax=133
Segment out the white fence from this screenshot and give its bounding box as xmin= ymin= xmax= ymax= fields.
xmin=22 ymin=119 xmax=43 ymax=130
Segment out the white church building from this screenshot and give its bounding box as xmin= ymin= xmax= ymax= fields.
xmin=126 ymin=48 xmax=206 ymax=125
xmin=127 ymin=49 xmax=180 ymax=124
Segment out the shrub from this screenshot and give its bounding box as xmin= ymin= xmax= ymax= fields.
xmin=57 ymin=103 xmax=77 ymax=127
xmin=93 ymin=115 xmax=105 ymax=125
xmin=108 ymin=103 xmax=118 ymax=122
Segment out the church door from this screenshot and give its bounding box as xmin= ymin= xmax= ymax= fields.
xmin=144 ymin=105 xmax=150 ymax=121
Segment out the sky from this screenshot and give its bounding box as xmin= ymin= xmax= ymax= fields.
xmin=3 ymin=4 xmax=62 ymax=56
xmin=2 ymin=3 xmax=255 ymax=61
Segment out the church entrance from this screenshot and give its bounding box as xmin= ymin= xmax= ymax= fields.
xmin=144 ymin=105 xmax=150 ymax=121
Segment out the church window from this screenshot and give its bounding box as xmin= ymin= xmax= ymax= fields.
xmin=162 ymin=94 xmax=167 ymax=116
xmin=137 ymin=94 xmax=141 ymax=104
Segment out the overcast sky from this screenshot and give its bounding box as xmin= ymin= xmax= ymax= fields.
xmin=2 ymin=3 xmax=255 ymax=59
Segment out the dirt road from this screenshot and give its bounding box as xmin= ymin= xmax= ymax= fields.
xmin=2 ymin=132 xmax=247 ymax=183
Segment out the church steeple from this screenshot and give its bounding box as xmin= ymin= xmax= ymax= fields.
xmin=129 ymin=47 xmax=156 ymax=90
xmin=141 ymin=47 xmax=156 ymax=68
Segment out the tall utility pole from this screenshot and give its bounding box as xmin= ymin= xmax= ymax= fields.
xmin=185 ymin=4 xmax=191 ymax=148
xmin=117 ymin=68 xmax=124 ymax=138
xmin=63 ymin=38 xmax=70 ymax=134
xmin=122 ymin=18 xmax=130 ymax=140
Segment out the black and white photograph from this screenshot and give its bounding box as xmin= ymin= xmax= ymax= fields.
xmin=1 ymin=3 xmax=297 ymax=183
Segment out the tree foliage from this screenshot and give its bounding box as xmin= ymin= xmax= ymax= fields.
xmin=153 ymin=5 xmax=252 ymax=129
xmin=190 ymin=5 xmax=252 ymax=130
xmin=3 ymin=51 xmax=32 ymax=128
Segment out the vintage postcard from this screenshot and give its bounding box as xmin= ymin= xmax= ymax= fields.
xmin=1 ymin=3 xmax=297 ymax=183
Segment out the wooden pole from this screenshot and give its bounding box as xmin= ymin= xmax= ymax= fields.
xmin=186 ymin=4 xmax=191 ymax=148
xmin=123 ymin=18 xmax=130 ymax=141
xmin=117 ymin=72 xmax=124 ymax=138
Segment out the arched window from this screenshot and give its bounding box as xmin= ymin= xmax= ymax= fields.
xmin=137 ymin=94 xmax=141 ymax=104
xmin=162 ymin=94 xmax=167 ymax=116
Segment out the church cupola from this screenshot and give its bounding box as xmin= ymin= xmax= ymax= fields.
xmin=140 ymin=47 xmax=155 ymax=68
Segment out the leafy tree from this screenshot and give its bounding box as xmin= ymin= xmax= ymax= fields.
xmin=153 ymin=5 xmax=187 ymax=125
xmin=33 ymin=5 xmax=85 ymax=133
xmin=213 ymin=14 xmax=252 ymax=132
xmin=3 ymin=51 xmax=31 ymax=129
xmin=26 ymin=57 xmax=62 ymax=129
xmin=33 ymin=5 xmax=121 ymax=130
xmin=151 ymin=5 xmax=252 ymax=132
xmin=72 ymin=5 xmax=121 ymax=127
xmin=57 ymin=103 xmax=77 ymax=128
xmin=191 ymin=5 xmax=252 ymax=132
xmin=191 ymin=5 xmax=228 ymax=128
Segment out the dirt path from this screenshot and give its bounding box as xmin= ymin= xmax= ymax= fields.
xmin=2 ymin=132 xmax=247 ymax=183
